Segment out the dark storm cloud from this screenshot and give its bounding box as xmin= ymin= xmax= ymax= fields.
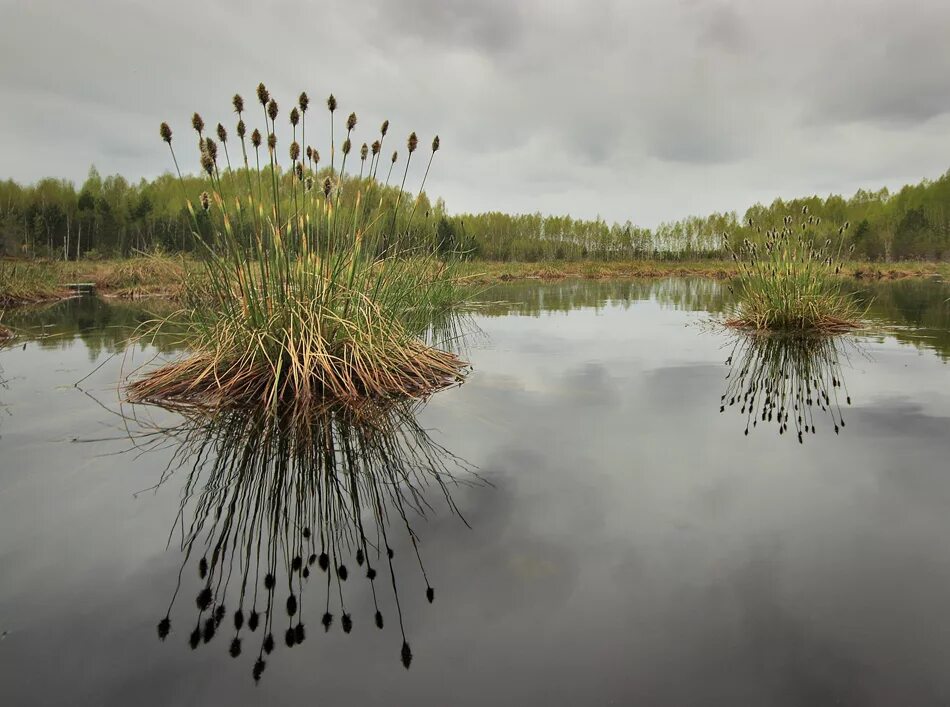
xmin=2 ymin=0 xmax=950 ymax=225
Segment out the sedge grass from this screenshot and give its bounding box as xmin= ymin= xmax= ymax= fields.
xmin=724 ymin=207 xmax=862 ymax=332
xmin=128 ymin=86 xmax=467 ymax=413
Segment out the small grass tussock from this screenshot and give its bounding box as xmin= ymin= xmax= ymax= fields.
xmin=127 ymin=85 xmax=467 ymax=413
xmin=0 ymin=260 xmax=65 ymax=306
xmin=723 ymin=206 xmax=863 ymax=332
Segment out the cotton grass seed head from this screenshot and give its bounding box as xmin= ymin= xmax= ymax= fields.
xmin=256 ymin=83 xmax=269 ymax=105
xmin=216 ymin=123 xmax=227 ymax=142
xmin=381 ymin=119 xmax=389 ymax=136
xmin=267 ymin=132 xmax=277 ymax=151
xmin=298 ymin=91 xmax=309 ymax=112
xmin=407 ymin=132 xmax=418 ymax=153
xmin=290 ymin=141 xmax=300 ymax=161
xmin=346 ymin=112 xmax=357 ymax=131
xmin=361 ymin=142 xmax=368 ymax=160
xmin=199 ymin=191 xmax=210 ymax=211
xmin=233 ymin=94 xmax=244 ymax=114
xmin=432 ymin=135 xmax=440 ymax=152
xmin=192 ymin=113 xmax=205 ymax=134
xmin=159 ymin=122 xmax=173 ymax=143
xmin=371 ymin=140 xmax=380 ymax=155
xmin=236 ymin=119 xmax=246 ymax=138
xmin=342 ymin=138 xmax=351 ymax=155
xmin=391 ymin=150 xmax=398 ymax=164
xmin=327 ymin=94 xmax=337 ymax=112
xmin=290 ymin=107 xmax=299 ymax=127
xmin=267 ymin=99 xmax=278 ymax=121
xmin=251 ymin=129 xmax=262 ymax=148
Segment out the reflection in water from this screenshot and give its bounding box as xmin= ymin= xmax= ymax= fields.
xmin=720 ymin=334 xmax=855 ymax=443
xmin=139 ymin=401 xmax=476 ymax=681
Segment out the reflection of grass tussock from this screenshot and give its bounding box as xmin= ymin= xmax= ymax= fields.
xmin=143 ymin=399 xmax=477 ymax=680
xmin=724 ymin=207 xmax=862 ymax=332
xmin=720 ymin=332 xmax=855 ymax=443
xmin=128 ymin=85 xmax=467 ymax=411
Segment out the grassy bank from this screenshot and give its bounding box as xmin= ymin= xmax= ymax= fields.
xmin=1 ymin=257 xmax=947 ymax=308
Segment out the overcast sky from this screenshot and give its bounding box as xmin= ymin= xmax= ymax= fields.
xmin=3 ymin=0 xmax=950 ymax=226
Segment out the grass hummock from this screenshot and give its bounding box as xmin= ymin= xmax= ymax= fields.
xmin=127 ymin=86 xmax=468 ymax=413
xmin=723 ymin=206 xmax=862 ymax=333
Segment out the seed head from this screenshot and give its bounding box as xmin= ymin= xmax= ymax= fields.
xmin=298 ymin=91 xmax=309 ymax=113
xmin=204 ymin=137 xmax=218 ymax=161
xmin=306 ymin=145 xmax=312 ymax=160
xmin=267 ymin=99 xmax=278 ymax=121
xmin=312 ymin=149 xmax=320 ymax=165
xmin=371 ymin=140 xmax=380 ymax=155
xmin=256 ymin=83 xmax=269 ymax=105
xmin=233 ymin=94 xmax=244 ymax=114
xmin=346 ymin=112 xmax=357 ymax=131
xmin=290 ymin=141 xmax=300 ymax=161
xmin=199 ymin=191 xmax=210 ymax=211
xmin=251 ymin=129 xmax=262 ymax=148
xmin=327 ymin=94 xmax=337 ymax=112
xmin=295 ymin=162 xmax=303 ymax=179
xmin=431 ymin=135 xmax=440 ymax=152
xmin=159 ymin=122 xmax=173 ymax=143
xmin=192 ymin=113 xmax=205 ymax=134
xmin=391 ymin=150 xmax=398 ymax=164
xmin=267 ymin=133 xmax=277 ymax=151
xmin=200 ymin=152 xmax=214 ymax=175
xmin=323 ymin=177 xmax=332 ymax=198
xmin=304 ymin=176 xmax=314 ymax=192
xmin=342 ymin=138 xmax=351 ymax=155
xmin=359 ymin=143 xmax=367 ymax=161
xmin=237 ymin=119 xmax=246 ymax=138
xmin=407 ymin=132 xmax=418 ymax=153
xmin=380 ymin=119 xmax=389 ymax=136
xmin=290 ymin=107 xmax=299 ymax=127
xmin=216 ymin=123 xmax=227 ymax=142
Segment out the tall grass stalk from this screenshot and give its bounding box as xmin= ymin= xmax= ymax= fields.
xmin=129 ymin=86 xmax=466 ymax=414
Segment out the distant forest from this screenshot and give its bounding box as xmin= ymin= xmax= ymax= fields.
xmin=2 ymin=166 xmax=950 ymax=261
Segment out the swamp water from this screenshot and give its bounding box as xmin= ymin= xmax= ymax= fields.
xmin=1 ymin=278 xmax=949 ymax=706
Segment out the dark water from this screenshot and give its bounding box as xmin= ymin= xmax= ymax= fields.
xmin=1 ymin=279 xmax=949 ymax=706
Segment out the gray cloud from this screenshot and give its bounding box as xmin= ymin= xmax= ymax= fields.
xmin=2 ymin=0 xmax=950 ymax=226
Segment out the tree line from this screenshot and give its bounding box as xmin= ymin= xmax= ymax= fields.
xmin=3 ymin=166 xmax=950 ymax=261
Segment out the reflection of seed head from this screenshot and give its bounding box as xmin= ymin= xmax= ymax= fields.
xmin=233 ymin=609 xmax=244 ymax=630
xmin=196 ymin=586 xmax=212 ymax=610
xmin=286 ymin=595 xmax=297 ymax=616
xmin=401 ymin=641 xmax=413 ymax=669
xmin=198 ymin=557 xmax=208 ymax=578
xmin=229 ymin=637 xmax=242 ymax=657
xmin=341 ymin=614 xmax=353 ymax=633
xmin=426 ymin=587 xmax=434 ymax=603
xmin=295 ymin=623 xmax=305 ymax=644
xmin=189 ymin=626 xmax=201 ymax=649
xmin=264 ymin=574 xmax=275 ymax=590
xmin=248 ymin=611 xmax=259 ymax=631
xmin=157 ymin=617 xmax=170 ymax=640
xmin=322 ymin=612 xmax=333 ymax=631
xmin=285 ymin=628 xmax=296 ymax=647
xmin=375 ymin=611 xmax=384 ymax=628
xmin=337 ymin=565 xmax=348 ymax=581
xmin=356 ymin=549 xmax=365 ymax=566
xmin=263 ymin=633 xmax=274 ymax=654
xmin=253 ymin=658 xmax=266 ymax=682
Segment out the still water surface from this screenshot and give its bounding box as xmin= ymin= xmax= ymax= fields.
xmin=1 ymin=278 xmax=949 ymax=706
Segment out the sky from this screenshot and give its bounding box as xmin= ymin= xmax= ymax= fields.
xmin=3 ymin=0 xmax=950 ymax=227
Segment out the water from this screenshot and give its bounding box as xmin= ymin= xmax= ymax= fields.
xmin=1 ymin=279 xmax=949 ymax=706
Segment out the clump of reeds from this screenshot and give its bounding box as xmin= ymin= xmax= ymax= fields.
xmin=143 ymin=398 xmax=476 ymax=679
xmin=723 ymin=207 xmax=862 ymax=332
xmin=0 ymin=260 xmax=65 ymax=307
xmin=130 ymin=86 xmax=467 ymax=412
xmin=720 ymin=331 xmax=854 ymax=443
